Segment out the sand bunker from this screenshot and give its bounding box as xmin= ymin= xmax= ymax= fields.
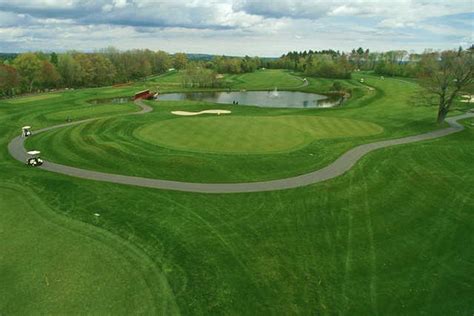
xmin=461 ymin=95 xmax=474 ymax=103
xmin=171 ymin=110 xmax=231 ymax=116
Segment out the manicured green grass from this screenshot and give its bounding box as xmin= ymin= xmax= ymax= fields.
xmin=0 ymin=183 xmax=178 ymax=314
xmin=1 ymin=69 xmax=473 ymax=314
xmin=225 ymin=69 xmax=303 ymax=90
xmin=136 ymin=115 xmax=382 ymax=154
xmin=43 ymin=103 xmax=137 ymax=122
xmin=6 ymin=93 xmax=61 ymax=104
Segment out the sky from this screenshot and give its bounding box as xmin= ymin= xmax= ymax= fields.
xmin=0 ymin=0 xmax=472 ymax=56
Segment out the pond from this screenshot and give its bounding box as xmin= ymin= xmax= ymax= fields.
xmin=156 ymin=90 xmax=343 ymax=108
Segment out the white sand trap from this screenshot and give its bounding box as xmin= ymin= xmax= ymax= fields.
xmin=171 ymin=109 xmax=231 ymax=116
xmin=460 ymin=95 xmax=474 ymax=103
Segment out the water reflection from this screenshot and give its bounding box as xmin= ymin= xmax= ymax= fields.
xmin=157 ymin=91 xmax=342 ymax=109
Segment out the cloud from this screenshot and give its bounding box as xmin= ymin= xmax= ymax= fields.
xmin=236 ymin=0 xmax=473 ymax=24
xmin=233 ymin=0 xmax=331 ymax=19
xmin=0 ymin=0 xmax=265 ymax=30
xmin=0 ymin=0 xmax=471 ymax=55
xmin=0 ymin=11 xmax=36 ymax=27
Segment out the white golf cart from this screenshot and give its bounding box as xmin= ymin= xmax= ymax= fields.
xmin=26 ymin=150 xmax=43 ymax=167
xmin=22 ymin=126 xmax=32 ymax=137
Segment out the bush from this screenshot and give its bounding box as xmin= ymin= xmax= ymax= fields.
xmin=182 ymin=66 xmax=225 ymax=88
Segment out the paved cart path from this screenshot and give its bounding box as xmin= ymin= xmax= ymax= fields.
xmin=8 ymin=100 xmax=474 ymax=193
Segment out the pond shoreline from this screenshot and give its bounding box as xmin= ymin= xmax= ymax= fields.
xmin=155 ymin=90 xmax=344 ymax=109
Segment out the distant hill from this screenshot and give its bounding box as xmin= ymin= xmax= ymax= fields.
xmin=184 ymin=53 xmax=278 ymax=61
xmin=185 ymin=53 xmax=216 ymax=61
xmin=1 ymin=52 xmax=277 ymax=62
xmin=0 ymin=53 xmax=18 ymax=61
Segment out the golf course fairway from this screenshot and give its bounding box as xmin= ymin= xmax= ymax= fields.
xmin=1 ymin=70 xmax=473 ymax=314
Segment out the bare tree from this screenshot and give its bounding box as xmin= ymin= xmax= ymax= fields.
xmin=419 ymin=49 xmax=473 ymax=123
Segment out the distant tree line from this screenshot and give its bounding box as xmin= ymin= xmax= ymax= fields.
xmin=268 ymin=45 xmax=473 ymax=81
xmin=0 ymin=48 xmax=189 ymax=97
xmin=212 ymin=55 xmax=263 ymax=74
xmin=265 ymin=49 xmax=352 ymax=79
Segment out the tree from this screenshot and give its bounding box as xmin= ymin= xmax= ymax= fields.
xmin=153 ymin=50 xmax=172 ymax=74
xmin=0 ymin=64 xmax=20 ymax=96
xmin=13 ymin=53 xmax=42 ymax=92
xmin=39 ymin=60 xmax=61 ymax=89
xmin=50 ymin=52 xmax=59 ymax=66
xmin=73 ymin=53 xmax=94 ymax=86
xmin=91 ymin=54 xmax=116 ymax=86
xmin=182 ymin=65 xmax=223 ymax=88
xmin=419 ymin=49 xmax=473 ymax=123
xmin=305 ymin=54 xmax=351 ymax=79
xmin=173 ymin=53 xmax=188 ymax=70
xmin=57 ymin=54 xmax=83 ymax=87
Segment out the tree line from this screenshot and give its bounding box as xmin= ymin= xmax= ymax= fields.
xmin=1 ymin=46 xmax=471 ymax=124
xmin=267 ymin=46 xmax=474 ymax=82
xmin=0 ymin=48 xmax=189 ymax=96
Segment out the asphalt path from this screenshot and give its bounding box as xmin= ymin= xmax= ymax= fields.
xmin=8 ymin=99 xmax=473 ymax=193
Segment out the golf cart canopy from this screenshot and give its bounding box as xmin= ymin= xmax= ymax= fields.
xmin=22 ymin=126 xmax=31 ymax=129
xmin=27 ymin=150 xmax=41 ymax=155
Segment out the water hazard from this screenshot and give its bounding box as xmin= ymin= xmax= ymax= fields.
xmin=156 ymin=90 xmax=343 ymax=108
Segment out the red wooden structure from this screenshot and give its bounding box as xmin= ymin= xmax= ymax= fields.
xmin=133 ymin=90 xmax=155 ymax=100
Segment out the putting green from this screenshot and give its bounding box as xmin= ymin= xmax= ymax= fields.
xmin=135 ymin=115 xmax=383 ymax=154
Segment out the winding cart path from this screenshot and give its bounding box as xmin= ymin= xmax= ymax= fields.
xmin=8 ymin=100 xmax=474 ymax=193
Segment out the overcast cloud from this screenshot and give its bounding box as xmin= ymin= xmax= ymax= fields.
xmin=0 ymin=0 xmax=472 ymax=56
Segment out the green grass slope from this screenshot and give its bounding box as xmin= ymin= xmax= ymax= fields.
xmin=225 ymin=69 xmax=304 ymax=90
xmin=0 ymin=183 xmax=178 ymax=314
xmin=1 ymin=69 xmax=473 ymax=314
